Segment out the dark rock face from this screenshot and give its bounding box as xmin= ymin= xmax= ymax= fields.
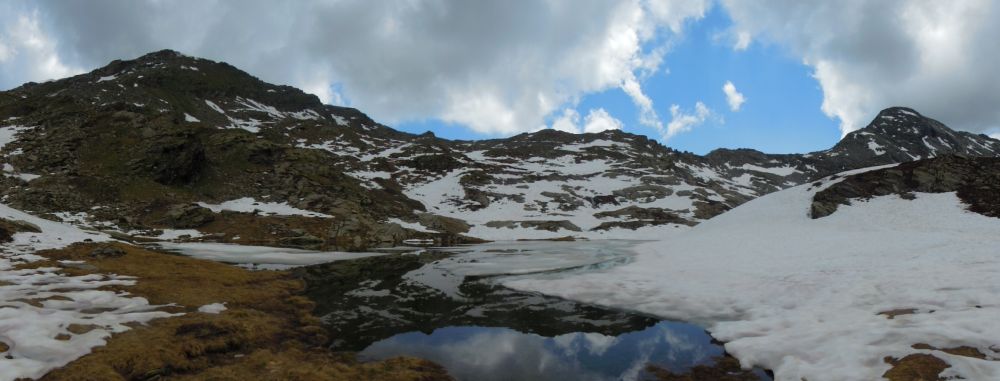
xmin=135 ymin=132 xmax=206 ymax=185
xmin=811 ymin=155 xmax=1000 ymax=218
xmin=484 ymin=220 xmax=582 ymax=232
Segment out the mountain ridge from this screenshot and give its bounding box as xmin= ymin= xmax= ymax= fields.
xmin=0 ymin=50 xmax=998 ymax=249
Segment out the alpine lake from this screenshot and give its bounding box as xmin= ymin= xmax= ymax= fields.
xmin=291 ymin=241 xmax=772 ymax=381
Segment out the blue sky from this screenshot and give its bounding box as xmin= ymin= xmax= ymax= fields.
xmin=394 ymin=6 xmax=841 ymax=155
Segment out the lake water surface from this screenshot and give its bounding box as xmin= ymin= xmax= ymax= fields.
xmin=166 ymin=240 xmax=769 ymax=380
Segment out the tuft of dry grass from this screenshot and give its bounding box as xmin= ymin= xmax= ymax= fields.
xmin=882 ymin=354 xmax=949 ymax=381
xmin=910 ymin=343 xmax=992 ymax=360
xmin=877 ymin=308 xmax=918 ymax=319
xmin=31 ymin=242 xmax=453 ymax=381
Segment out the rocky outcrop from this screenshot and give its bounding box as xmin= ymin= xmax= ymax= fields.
xmin=0 ymin=218 xmax=41 ymax=242
xmin=417 ymin=213 xmax=471 ymax=234
xmin=811 ymin=155 xmax=1000 ymax=218
xmin=592 ymin=206 xmax=694 ymax=231
xmin=485 ymin=220 xmax=582 ymax=232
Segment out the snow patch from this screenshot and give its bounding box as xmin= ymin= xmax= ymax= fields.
xmin=154 ymin=242 xmax=385 ymax=269
xmin=507 ymin=173 xmax=1000 ymax=380
xmin=739 ymin=164 xmax=799 ymax=176
xmin=197 ymin=303 xmax=227 ymax=314
xmin=197 ymin=198 xmax=331 ymax=218
xmin=204 ymin=100 xmax=226 ymax=115
xmin=0 ymin=203 xmax=174 ymax=380
xmin=0 ymin=125 xmax=34 ymax=150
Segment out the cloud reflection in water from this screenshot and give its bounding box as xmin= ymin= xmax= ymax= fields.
xmin=360 ymin=321 xmax=721 ymax=381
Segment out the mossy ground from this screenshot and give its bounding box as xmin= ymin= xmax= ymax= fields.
xmin=24 ymin=242 xmax=453 ymax=381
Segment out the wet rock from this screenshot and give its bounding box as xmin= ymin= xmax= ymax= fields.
xmin=162 ymin=204 xmax=215 ymax=228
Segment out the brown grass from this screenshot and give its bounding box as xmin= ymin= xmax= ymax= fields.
xmin=911 ymin=343 xmax=990 ymax=360
xmin=181 ymin=212 xmax=337 ymax=248
xmin=883 ymin=354 xmax=949 ymax=381
xmin=30 ymin=242 xmax=453 ymax=381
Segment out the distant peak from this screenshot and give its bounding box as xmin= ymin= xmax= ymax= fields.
xmin=137 ymin=49 xmax=190 ymax=61
xmin=876 ymin=106 xmax=923 ymax=119
xmin=859 ymin=106 xmax=934 ymax=135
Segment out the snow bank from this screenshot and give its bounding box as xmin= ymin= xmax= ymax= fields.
xmin=197 ymin=303 xmax=227 ymax=314
xmin=152 ymin=242 xmax=385 ymax=268
xmin=197 ymin=197 xmax=331 ymax=218
xmin=507 ymin=174 xmax=1000 ymax=380
xmin=0 ymin=204 xmax=175 ymax=381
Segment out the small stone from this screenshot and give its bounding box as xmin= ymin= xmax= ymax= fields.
xmin=90 ymin=246 xmax=126 ymax=259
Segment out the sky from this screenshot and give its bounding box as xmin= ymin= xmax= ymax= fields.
xmin=1 ymin=0 xmax=998 ymax=154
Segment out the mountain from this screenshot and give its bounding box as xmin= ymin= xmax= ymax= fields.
xmin=504 ymin=154 xmax=1000 ymax=381
xmin=1 ymin=50 xmax=998 ymax=249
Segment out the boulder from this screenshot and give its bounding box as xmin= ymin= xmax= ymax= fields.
xmin=417 ymin=213 xmax=470 ymax=234
xmin=0 ymin=218 xmax=41 ymax=243
xmin=162 ymin=204 xmax=215 ymax=228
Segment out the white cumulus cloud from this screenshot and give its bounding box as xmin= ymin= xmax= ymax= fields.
xmin=551 ymin=108 xmax=582 ymax=133
xmin=0 ymin=0 xmax=711 ymax=139
xmin=666 ymin=101 xmax=711 ymax=140
xmin=0 ymin=7 xmax=82 ymax=85
xmin=583 ymin=108 xmax=624 ymax=133
xmin=722 ymin=80 xmax=745 ymax=111
xmin=722 ymin=0 xmax=1000 ymax=136
xmin=549 ymin=108 xmax=623 ymax=134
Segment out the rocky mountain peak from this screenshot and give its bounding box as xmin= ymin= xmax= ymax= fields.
xmin=813 ymin=106 xmax=1000 ymax=170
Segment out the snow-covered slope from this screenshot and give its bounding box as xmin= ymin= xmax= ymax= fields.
xmin=0 ymin=204 xmax=174 ymax=381
xmin=506 ymin=165 xmax=1000 ymax=380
